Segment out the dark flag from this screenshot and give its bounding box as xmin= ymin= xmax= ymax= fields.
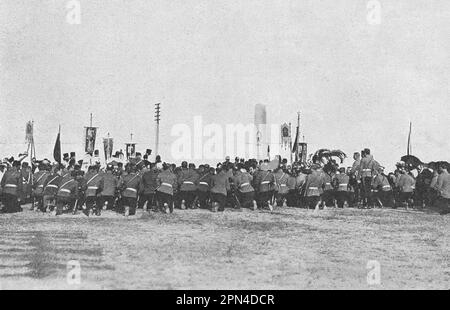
xmin=53 ymin=126 xmax=61 ymax=163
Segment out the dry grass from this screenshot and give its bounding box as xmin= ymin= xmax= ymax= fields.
xmin=0 ymin=205 xmax=448 ymax=290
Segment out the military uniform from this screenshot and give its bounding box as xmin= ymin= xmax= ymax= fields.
xmin=156 ymin=169 xmax=178 ymax=213
xmin=119 ymin=172 xmax=141 ymax=216
xmin=334 ymin=172 xmax=350 ymax=208
xmin=359 ymin=154 xmax=379 ymax=207
xmin=372 ymin=173 xmax=394 ymax=208
xmin=98 ymin=170 xmax=119 ymax=210
xmin=196 ymin=171 xmax=212 ymax=209
xmin=274 ymin=169 xmax=289 ymax=207
xmin=395 ymin=172 xmax=416 ymax=208
xmin=210 ymin=170 xmax=230 ymax=211
xmin=42 ymin=173 xmax=62 ymax=212
xmin=433 ymin=169 xmax=450 ymax=213
xmin=322 ymin=172 xmax=336 ymax=207
xmin=32 ymin=169 xmax=50 ymax=210
xmin=1 ymin=167 xmax=23 ymax=213
xmin=139 ymin=168 xmax=159 ymax=210
xmin=253 ymin=169 xmax=275 ymax=209
xmin=304 ymin=170 xmax=325 ymax=209
xmin=177 ymin=167 xmax=199 ymax=209
xmin=55 ymin=175 xmax=78 ymax=215
xmin=233 ymin=170 xmax=255 ymax=209
xmin=83 ymin=170 xmax=103 ymax=215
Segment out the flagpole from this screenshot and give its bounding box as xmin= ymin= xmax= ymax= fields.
xmin=289 ymin=122 xmax=292 ymax=164
xmin=407 ymin=121 xmax=412 ymax=156
xmin=296 ymin=112 xmax=300 ymax=162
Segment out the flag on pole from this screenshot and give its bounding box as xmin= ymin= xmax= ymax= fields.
xmin=292 ymin=127 xmax=299 ymax=154
xmin=85 ymin=127 xmax=97 ymax=155
xmin=25 ymin=121 xmax=33 ymax=143
xmin=53 ymin=126 xmax=61 ymax=163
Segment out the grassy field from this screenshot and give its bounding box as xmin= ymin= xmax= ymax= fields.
xmin=0 ymin=205 xmax=448 ymax=290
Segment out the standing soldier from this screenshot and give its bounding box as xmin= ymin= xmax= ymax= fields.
xmin=0 ymin=161 xmax=23 ymax=213
xmin=32 ymin=161 xmax=51 ymax=211
xmin=351 ymin=152 xmax=361 ymax=205
xmin=196 ymin=165 xmax=212 ymax=209
xmin=20 ymin=162 xmax=32 ymax=204
xmin=98 ymin=164 xmax=119 ymax=211
xmin=322 ymin=167 xmax=337 ymax=208
xmin=295 ymin=166 xmax=308 ymax=208
xmin=83 ymin=165 xmax=102 ymax=216
xmin=54 ymin=170 xmax=79 ymax=216
xmin=156 ymin=163 xmax=178 ymax=213
xmin=304 ymin=164 xmax=325 ymax=210
xmin=359 ymin=149 xmax=379 ymax=208
xmin=433 ymin=162 xmax=450 ymax=215
xmin=119 ymin=164 xmax=141 ymax=216
xmin=253 ymin=163 xmax=275 ymax=211
xmin=177 ymin=162 xmax=199 ymax=209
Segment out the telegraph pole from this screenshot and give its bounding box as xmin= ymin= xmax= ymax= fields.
xmin=155 ymin=103 xmax=161 ymax=157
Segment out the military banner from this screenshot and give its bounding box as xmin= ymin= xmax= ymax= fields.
xmin=103 ymin=138 xmax=114 ymax=161
xmin=85 ymin=127 xmax=97 ymax=155
xmin=25 ymin=121 xmax=33 ymax=143
xmin=126 ymin=143 xmax=136 ymax=159
xmin=280 ymin=123 xmax=291 ymax=150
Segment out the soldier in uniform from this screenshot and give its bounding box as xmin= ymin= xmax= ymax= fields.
xmin=322 ymin=167 xmax=337 ymax=208
xmin=350 ymin=152 xmax=361 ymax=205
xmin=395 ymin=166 xmax=416 ymax=209
xmin=359 ymin=149 xmax=379 ymax=208
xmin=295 ymin=166 xmax=308 ymax=208
xmin=196 ymin=165 xmax=212 ymax=209
xmin=42 ymin=164 xmax=63 ymax=212
xmin=334 ymin=167 xmax=350 ymax=208
xmin=83 ymin=165 xmax=102 ymax=216
xmin=303 ymin=164 xmax=325 ymax=210
xmin=32 ymin=160 xmax=51 ymax=211
xmin=119 ymin=164 xmax=141 ymax=216
xmin=232 ymin=163 xmax=257 ymax=210
xmin=139 ymin=163 xmax=159 ymax=211
xmin=433 ymin=162 xmax=450 ymax=215
xmin=98 ymin=164 xmax=119 ymax=211
xmin=253 ymin=163 xmax=275 ymax=211
xmin=54 ymin=170 xmax=79 ymax=216
xmin=156 ymin=163 xmax=177 ymax=213
xmin=210 ymin=165 xmax=230 ymax=212
xmin=177 ymin=162 xmax=199 ymax=209
xmin=273 ymin=167 xmax=289 ymax=207
xmin=372 ymin=166 xmax=394 ymax=208
xmin=0 ymin=161 xmax=23 ymax=213
xmin=0 ymin=161 xmax=6 ymax=208
xmin=20 ymin=162 xmax=33 ymax=204
xmin=286 ymin=167 xmax=298 ymax=207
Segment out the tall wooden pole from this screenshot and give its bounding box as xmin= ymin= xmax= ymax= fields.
xmin=155 ymin=103 xmax=161 ymax=157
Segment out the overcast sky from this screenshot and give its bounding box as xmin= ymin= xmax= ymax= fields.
xmin=0 ymin=0 xmax=449 ymax=169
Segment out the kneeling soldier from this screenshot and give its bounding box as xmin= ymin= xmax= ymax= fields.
xmin=119 ymin=164 xmax=141 ymax=216
xmin=156 ymin=163 xmax=177 ymax=213
xmin=55 ymin=171 xmax=78 ymax=216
